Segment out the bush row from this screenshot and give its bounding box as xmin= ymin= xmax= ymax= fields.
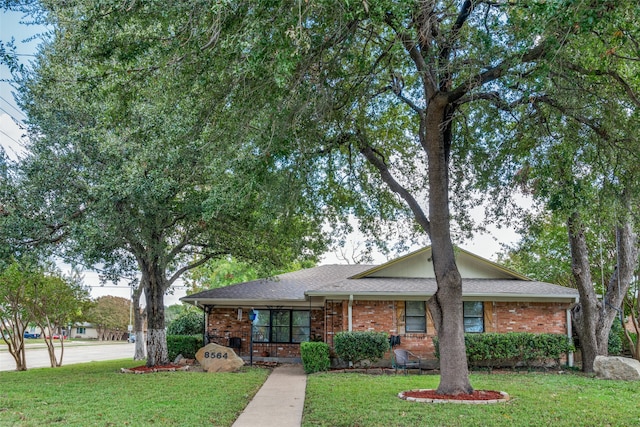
xmin=433 ymin=332 xmax=574 ymax=369
xmin=167 ymin=335 xmax=203 ymax=361
xmin=333 ymin=331 xmax=389 ymax=367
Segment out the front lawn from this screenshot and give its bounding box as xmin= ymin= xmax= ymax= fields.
xmin=303 ymin=372 xmax=640 ymax=427
xmin=0 ymin=359 xmax=270 ymax=426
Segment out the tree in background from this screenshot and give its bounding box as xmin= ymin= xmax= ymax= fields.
xmin=0 ymin=260 xmax=89 ymax=370
xmin=0 ymin=261 xmax=35 ymax=371
xmin=27 ymin=268 xmax=90 ymax=367
xmin=624 ymin=286 xmax=640 ymax=360
xmin=87 ymin=296 xmax=131 ymax=342
xmin=184 ymin=256 xmax=316 ymax=295
xmin=488 ymin=3 xmax=640 ymax=372
xmin=13 ymin=1 xmax=328 ymax=367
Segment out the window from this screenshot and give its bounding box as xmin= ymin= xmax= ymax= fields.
xmin=292 ymin=311 xmax=311 ymax=343
xmin=405 ymin=301 xmax=426 ymax=333
xmin=463 ymin=301 xmax=484 ymax=333
xmin=251 ymin=309 xmax=310 ymax=343
xmin=76 ymin=327 xmax=86 ymax=334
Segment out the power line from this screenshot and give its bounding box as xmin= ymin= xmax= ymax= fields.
xmin=0 ymin=106 xmax=26 ymax=125
xmin=0 ymin=128 xmax=23 ymax=146
xmin=0 ymin=95 xmax=27 ymax=119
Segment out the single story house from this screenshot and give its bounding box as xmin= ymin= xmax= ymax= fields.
xmin=181 ymin=247 xmax=579 ymax=365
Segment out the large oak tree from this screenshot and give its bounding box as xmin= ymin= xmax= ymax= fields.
xmin=15 ymin=1 xmax=328 ymax=366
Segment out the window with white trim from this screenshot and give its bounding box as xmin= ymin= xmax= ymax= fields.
xmin=463 ymin=301 xmax=484 ymax=333
xmin=405 ymin=301 xmax=426 ymax=333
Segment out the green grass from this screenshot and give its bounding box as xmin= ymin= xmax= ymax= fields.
xmin=5 ymin=362 xmax=640 ymax=427
xmin=0 ymin=359 xmax=270 ymax=426
xmin=302 ymin=372 xmax=640 ymax=427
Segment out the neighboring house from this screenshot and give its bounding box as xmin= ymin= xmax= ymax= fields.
xmin=71 ymin=323 xmax=99 ymax=339
xmin=181 ymin=247 xmax=579 ymax=364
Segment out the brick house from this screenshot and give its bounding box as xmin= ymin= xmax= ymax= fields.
xmin=181 ymin=247 xmax=578 ymax=365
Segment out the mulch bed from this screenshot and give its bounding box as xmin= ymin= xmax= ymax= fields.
xmin=399 ymin=389 xmax=509 ymax=404
xmin=120 ymin=364 xmax=190 ymax=374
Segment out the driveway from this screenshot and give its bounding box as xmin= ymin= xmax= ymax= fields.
xmin=0 ymin=342 xmax=139 ymax=371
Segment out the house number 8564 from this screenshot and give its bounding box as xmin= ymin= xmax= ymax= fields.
xmin=204 ymin=352 xmax=228 ymax=359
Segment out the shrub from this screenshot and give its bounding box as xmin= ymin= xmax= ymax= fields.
xmin=333 ymin=331 xmax=389 ymax=366
xmin=301 ymin=342 xmax=330 ymax=373
xmin=167 ymin=335 xmax=203 ymax=361
xmin=433 ymin=332 xmax=574 ymax=370
xmin=167 ymin=311 xmax=204 ymax=336
xmin=608 ymin=317 xmax=623 ymax=356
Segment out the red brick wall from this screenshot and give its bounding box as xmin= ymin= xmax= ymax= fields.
xmin=340 ymin=300 xmax=572 ymax=360
xmin=206 ymin=300 xmax=572 ymax=361
xmin=205 ymin=307 xmax=324 ymax=358
xmin=492 ymin=301 xmax=569 ymax=334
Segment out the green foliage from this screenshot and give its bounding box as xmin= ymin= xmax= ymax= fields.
xmin=300 ymin=341 xmax=330 ymax=374
xmin=86 ymin=296 xmax=130 ymax=338
xmin=608 ymin=317 xmax=623 ymax=356
xmin=166 ymin=311 xmax=204 ymax=336
xmin=333 ymin=331 xmax=389 ymax=366
xmin=167 ymin=335 xmax=203 ymax=361
xmin=184 ymin=257 xmax=314 ymax=295
xmin=433 ymin=333 xmax=574 ymax=369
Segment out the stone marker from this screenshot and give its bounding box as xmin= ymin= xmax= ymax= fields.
xmin=196 ymin=343 xmax=245 ymax=373
xmin=594 ymin=356 xmax=640 ymax=381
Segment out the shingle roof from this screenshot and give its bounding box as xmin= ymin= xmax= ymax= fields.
xmin=309 ymin=277 xmax=578 ymax=299
xmin=181 ymin=264 xmax=578 ymax=305
xmin=182 ymin=264 xmax=373 ymax=302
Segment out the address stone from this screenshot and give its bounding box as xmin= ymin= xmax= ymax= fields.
xmin=196 ymin=343 xmax=245 ymax=373
xmin=594 ymin=356 xmax=640 ymax=381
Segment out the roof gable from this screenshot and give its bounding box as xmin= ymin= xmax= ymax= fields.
xmin=351 ymin=247 xmax=529 ymax=280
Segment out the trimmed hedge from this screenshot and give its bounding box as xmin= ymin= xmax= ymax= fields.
xmin=300 ymin=341 xmax=331 ymax=373
xmin=334 ymin=331 xmax=389 ymax=366
xmin=167 ymin=311 xmax=204 ymax=336
xmin=167 ymin=335 xmax=203 ymax=361
xmin=433 ymin=332 xmax=574 ymax=370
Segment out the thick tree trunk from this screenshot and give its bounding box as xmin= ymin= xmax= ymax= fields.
xmin=596 ymin=221 xmax=638 ymax=355
xmin=425 ymin=96 xmax=472 ymax=395
xmin=568 ymin=210 xmax=638 ymax=372
xmin=143 ymin=268 xmax=170 ymax=367
xmin=568 ymin=212 xmax=600 ymax=372
xmin=132 ymin=285 xmax=146 ymax=360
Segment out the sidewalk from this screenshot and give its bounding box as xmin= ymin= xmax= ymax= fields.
xmin=233 ymin=364 xmax=307 ymax=427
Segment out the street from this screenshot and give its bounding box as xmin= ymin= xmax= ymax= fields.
xmin=0 ymin=342 xmax=138 ymax=371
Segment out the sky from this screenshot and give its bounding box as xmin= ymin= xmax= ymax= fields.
xmin=0 ymin=7 xmax=524 ymax=307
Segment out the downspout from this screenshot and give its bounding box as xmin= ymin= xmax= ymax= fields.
xmin=201 ymin=303 xmax=207 ymax=345
xmin=348 ymin=295 xmax=353 ymax=332
xmin=348 ymin=295 xmax=354 ymax=368
xmin=566 ymin=306 xmax=574 ymax=368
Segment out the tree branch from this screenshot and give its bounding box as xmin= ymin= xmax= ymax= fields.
xmin=384 ymin=11 xmax=437 ymax=100
xmin=167 ymin=252 xmax=220 ymax=286
xmin=447 ymin=41 xmax=549 ymax=103
xmin=359 ymin=143 xmax=431 ymax=237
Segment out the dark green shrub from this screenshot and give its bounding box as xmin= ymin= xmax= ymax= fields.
xmin=433 ymin=332 xmax=574 ymax=369
xmin=300 ymin=341 xmax=330 ymax=373
xmin=608 ymin=317 xmax=623 ymax=355
xmin=167 ymin=335 xmax=203 ymax=361
xmin=333 ymin=331 xmax=389 ymax=366
xmin=167 ymin=311 xmax=204 ymax=336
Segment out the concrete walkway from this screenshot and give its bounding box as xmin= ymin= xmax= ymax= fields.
xmin=233 ymin=364 xmax=307 ymax=427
